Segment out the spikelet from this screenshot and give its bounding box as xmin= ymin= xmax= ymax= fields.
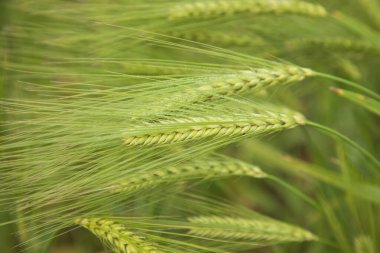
xmin=123 ymin=111 xmax=306 ymax=146
xmin=110 ymin=156 xmax=267 ymax=193
xmin=75 ymin=218 xmax=165 ymax=253
xmin=169 ymin=0 xmax=327 ymax=20
xmin=188 ymin=216 xmax=317 ymax=242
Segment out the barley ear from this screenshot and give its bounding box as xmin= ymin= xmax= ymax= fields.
xmin=188 ymin=215 xmax=318 ymax=243
xmin=110 ymin=156 xmax=267 ymax=193
xmin=75 ymin=218 xmax=165 ymax=253
xmin=169 ymin=0 xmax=327 ymax=20
xmin=198 ymin=65 xmax=314 ymax=100
xmin=124 ymin=112 xmax=305 ymax=147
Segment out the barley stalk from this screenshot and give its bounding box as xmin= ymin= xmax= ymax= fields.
xmin=188 ymin=216 xmax=317 ymax=242
xmin=124 ymin=112 xmax=305 ymax=146
xmin=110 ymin=156 xmax=267 ymax=193
xmin=75 ymin=218 xmax=165 ymax=253
xmin=169 ymin=0 xmax=327 ymax=20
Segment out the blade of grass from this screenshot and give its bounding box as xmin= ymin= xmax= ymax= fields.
xmin=331 ymin=87 xmax=380 ymax=116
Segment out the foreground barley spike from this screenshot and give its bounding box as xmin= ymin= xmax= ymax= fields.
xmin=110 ymin=155 xmax=267 ymax=193
xmin=188 ymin=216 xmax=317 ymax=242
xmin=123 ymin=111 xmax=306 ymax=147
xmin=169 ymin=0 xmax=327 ymax=20
xmin=196 ymin=65 xmax=314 ymax=99
xmin=145 ymin=65 xmax=314 ymax=116
xmin=75 ymin=218 xmax=165 ymax=253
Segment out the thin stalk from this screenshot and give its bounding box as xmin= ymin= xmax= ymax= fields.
xmin=267 ymin=175 xmax=319 ymax=210
xmin=315 ymin=72 xmax=380 ymax=101
xmin=306 ymin=121 xmax=380 ymax=170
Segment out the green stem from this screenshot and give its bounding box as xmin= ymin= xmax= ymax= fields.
xmin=315 ymin=72 xmax=380 ymax=101
xmin=267 ymin=175 xmax=319 ymax=210
xmin=306 ymin=121 xmax=380 ymax=170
